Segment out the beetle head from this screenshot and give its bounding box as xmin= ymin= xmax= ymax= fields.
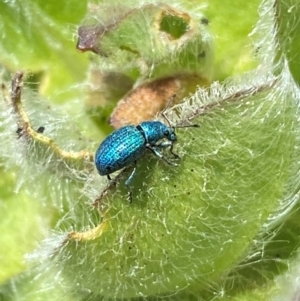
xmin=163 ymin=126 xmax=176 ymax=142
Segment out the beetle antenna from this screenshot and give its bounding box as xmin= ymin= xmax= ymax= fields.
xmin=175 ymin=124 xmax=200 ymax=129
xmin=161 ymin=94 xmax=176 ymax=128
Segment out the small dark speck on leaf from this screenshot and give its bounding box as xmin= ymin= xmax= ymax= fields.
xmin=37 ymin=126 xmax=45 ymax=133
xmin=198 ymin=51 xmax=206 ymax=58
xmin=16 ymin=127 xmax=23 ymax=138
xmin=16 ymin=127 xmax=23 ymax=134
xmin=201 ymin=18 xmax=209 ymax=25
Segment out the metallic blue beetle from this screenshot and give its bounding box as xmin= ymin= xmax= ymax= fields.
xmin=95 ymin=120 xmax=197 ymax=202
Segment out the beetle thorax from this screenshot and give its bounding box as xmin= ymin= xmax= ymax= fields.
xmin=139 ymin=121 xmax=177 ymax=145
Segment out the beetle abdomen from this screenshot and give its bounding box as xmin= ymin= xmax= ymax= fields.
xmin=95 ymin=125 xmax=145 ymax=175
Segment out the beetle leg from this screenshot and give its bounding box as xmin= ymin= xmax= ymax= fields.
xmin=169 ymin=142 xmax=180 ymax=160
xmin=147 ymin=145 xmax=178 ymax=166
xmin=155 ymin=141 xmax=172 ymax=148
xmin=125 ymin=161 xmax=136 ymax=203
xmin=107 ymin=174 xmax=112 ymax=181
xmin=153 ymin=141 xmax=180 ymax=160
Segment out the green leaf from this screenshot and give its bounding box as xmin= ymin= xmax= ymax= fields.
xmin=78 ymin=2 xmax=213 ymax=81
xmin=0 ymin=1 xmax=89 ymax=103
xmin=274 ymin=1 xmax=300 ymax=84
xmin=203 ymin=0 xmax=261 ymax=79
xmin=53 ymin=72 xmax=299 ymax=298
xmin=1 ymin=0 xmax=300 ymax=300
xmin=0 ymin=171 xmax=49 ymax=283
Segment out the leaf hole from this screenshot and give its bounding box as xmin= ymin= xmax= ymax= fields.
xmin=159 ymin=11 xmax=190 ymax=39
